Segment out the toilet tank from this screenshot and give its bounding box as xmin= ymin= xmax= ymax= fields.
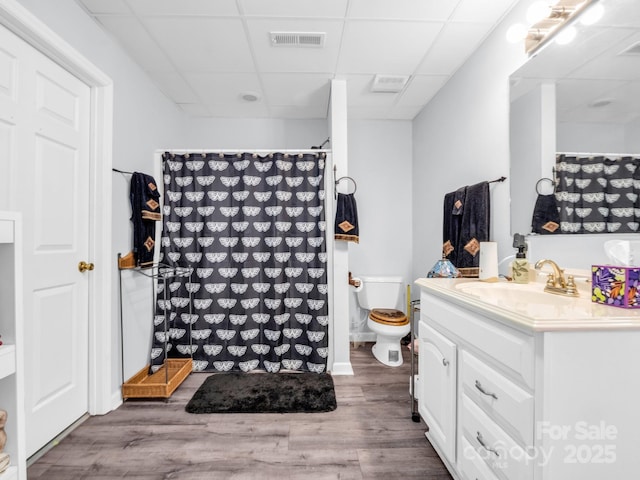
xmin=356 ymin=276 xmax=404 ymax=310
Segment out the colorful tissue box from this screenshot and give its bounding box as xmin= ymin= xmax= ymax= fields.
xmin=591 ymin=265 xmax=640 ymax=308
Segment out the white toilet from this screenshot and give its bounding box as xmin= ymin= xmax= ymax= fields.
xmin=356 ymin=276 xmax=410 ymax=367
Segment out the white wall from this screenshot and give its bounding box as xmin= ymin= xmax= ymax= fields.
xmin=557 ymin=122 xmax=627 ymax=153
xmin=411 ymin=1 xmax=533 ymax=285
xmin=510 ymin=86 xmax=547 ymax=235
xmin=16 ymin=0 xmax=187 ymax=400
xmin=181 ymin=117 xmax=328 ymax=150
xmin=347 ymin=120 xmax=413 ymax=340
xmin=626 ymin=118 xmax=640 ymax=152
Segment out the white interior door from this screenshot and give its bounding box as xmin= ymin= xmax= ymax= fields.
xmin=0 ymin=23 xmax=91 ymax=457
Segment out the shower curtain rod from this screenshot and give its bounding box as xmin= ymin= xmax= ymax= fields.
xmin=157 ymin=149 xmax=331 ymax=155
xmin=558 ymin=152 xmax=640 ymax=158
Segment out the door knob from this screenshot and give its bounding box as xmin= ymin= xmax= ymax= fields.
xmin=78 ymin=261 xmax=94 ymax=273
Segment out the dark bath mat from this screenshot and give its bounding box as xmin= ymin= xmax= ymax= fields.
xmin=185 ymin=371 xmax=337 ymax=414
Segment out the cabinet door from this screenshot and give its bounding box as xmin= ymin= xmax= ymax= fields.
xmin=419 ymin=320 xmax=457 ymax=464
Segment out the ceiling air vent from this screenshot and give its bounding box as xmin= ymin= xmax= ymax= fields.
xmin=619 ymin=41 xmax=640 ymax=56
xmin=371 ymin=74 xmax=410 ymax=93
xmin=270 ymin=32 xmax=325 ymax=48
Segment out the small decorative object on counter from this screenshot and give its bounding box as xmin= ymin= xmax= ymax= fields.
xmin=512 ymin=233 xmax=529 ymax=284
xmin=592 ymin=265 xmax=640 ymax=308
xmin=0 ymin=409 xmax=9 ymax=474
xmin=427 ymin=254 xmax=461 ymax=278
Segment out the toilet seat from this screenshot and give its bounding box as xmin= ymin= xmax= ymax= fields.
xmin=369 ymin=308 xmax=408 ymax=326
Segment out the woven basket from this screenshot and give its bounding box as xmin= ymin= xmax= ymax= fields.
xmin=122 ymin=358 xmax=192 ymax=399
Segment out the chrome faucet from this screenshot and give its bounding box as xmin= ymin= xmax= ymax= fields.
xmin=534 ymin=259 xmax=579 ymax=297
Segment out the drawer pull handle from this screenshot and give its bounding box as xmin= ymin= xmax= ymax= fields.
xmin=475 ymin=380 xmax=498 ymax=400
xmin=476 ymin=431 xmax=500 ymax=457
xmin=442 ymin=358 xmax=449 ymax=367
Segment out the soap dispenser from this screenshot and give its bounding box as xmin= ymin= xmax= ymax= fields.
xmin=512 ymin=233 xmax=529 ymax=284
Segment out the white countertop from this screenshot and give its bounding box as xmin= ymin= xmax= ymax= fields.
xmin=415 ymin=277 xmax=640 ymax=332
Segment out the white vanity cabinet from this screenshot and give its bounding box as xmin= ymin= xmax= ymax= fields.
xmin=0 ymin=213 xmax=26 ymax=480
xmin=416 ymin=278 xmax=640 ymax=480
xmin=418 ymin=321 xmax=456 ymax=464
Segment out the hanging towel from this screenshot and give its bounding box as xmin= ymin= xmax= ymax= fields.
xmin=130 ymin=172 xmax=161 ymax=268
xmin=531 ymin=194 xmax=560 ymax=234
xmin=457 ymin=181 xmax=490 ymax=269
xmin=335 ymin=193 xmax=359 ymax=243
xmin=442 ymin=186 xmax=466 ymax=265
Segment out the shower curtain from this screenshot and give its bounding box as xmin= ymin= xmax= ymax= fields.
xmin=555 ymin=154 xmax=640 ymax=234
xmin=150 ymin=151 xmax=329 ymax=373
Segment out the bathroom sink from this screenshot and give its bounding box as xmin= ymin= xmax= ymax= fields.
xmin=453 ymin=281 xmax=589 ymax=319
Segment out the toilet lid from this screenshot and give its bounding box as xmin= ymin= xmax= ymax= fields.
xmin=370 ymin=308 xmax=409 ymax=326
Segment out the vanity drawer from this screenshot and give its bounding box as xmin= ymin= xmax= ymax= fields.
xmin=461 ymin=350 xmax=534 ymax=446
xmin=460 ymin=394 xmax=533 ymax=480
xmin=459 ymin=435 xmax=501 ymax=480
xmin=421 ymin=292 xmax=534 ymax=388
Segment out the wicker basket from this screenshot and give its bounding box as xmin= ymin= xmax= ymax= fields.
xmin=122 ymin=358 xmax=192 ymax=399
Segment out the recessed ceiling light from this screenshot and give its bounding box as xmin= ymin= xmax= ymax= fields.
xmin=241 ymin=92 xmax=260 ymax=102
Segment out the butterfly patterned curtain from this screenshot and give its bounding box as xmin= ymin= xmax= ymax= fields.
xmin=555 ymin=154 xmax=640 ymax=234
xmin=150 ymin=151 xmax=329 ymax=374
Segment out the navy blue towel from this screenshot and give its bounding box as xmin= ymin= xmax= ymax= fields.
xmin=457 ymin=181 xmax=490 ymax=268
xmin=335 ymin=193 xmax=359 ymax=243
xmin=531 ymin=194 xmax=560 ymax=234
xmin=443 ymin=181 xmax=490 ymax=268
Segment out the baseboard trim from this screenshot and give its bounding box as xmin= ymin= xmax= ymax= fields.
xmin=330 ymin=361 xmax=354 ymax=376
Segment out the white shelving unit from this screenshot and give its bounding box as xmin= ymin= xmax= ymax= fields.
xmin=0 ymin=212 xmax=25 ymax=480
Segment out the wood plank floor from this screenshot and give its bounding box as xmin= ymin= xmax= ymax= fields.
xmin=28 ymin=344 xmax=453 ymax=479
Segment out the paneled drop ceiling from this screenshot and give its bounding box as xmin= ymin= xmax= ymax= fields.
xmin=76 ymin=0 xmax=520 ymax=120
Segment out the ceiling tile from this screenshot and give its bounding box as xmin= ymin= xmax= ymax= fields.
xmin=209 ymin=103 xmax=270 ymax=118
xmin=239 ymin=0 xmax=348 ymax=18
xmin=416 ymin=22 xmax=492 ymax=75
xmin=245 ymin=18 xmax=344 ymax=74
xmin=569 ymin=31 xmax=640 ymax=81
xmin=452 ymin=0 xmax=518 ymax=22
xmin=337 ymin=20 xmax=443 ymax=74
xmin=347 ymin=0 xmax=460 ymax=21
xmin=78 ymin=0 xmax=130 ymax=14
xmin=95 ymin=15 xmax=175 ymax=72
xmin=76 ymin=0 xmax=521 ymax=119
xmin=261 ymin=73 xmax=331 ymax=106
xmin=269 ymin=105 xmax=328 ymax=118
xmin=341 ymin=74 xmax=399 ymax=108
xmin=142 ymin=17 xmax=255 ymax=72
xmin=184 ymin=73 xmax=263 ymax=106
xmin=517 ymin=26 xmax=638 ymax=83
xmin=127 ymin=0 xmax=239 ymax=16
xmin=397 ymin=74 xmax=448 ymax=107
xmin=177 ymin=103 xmax=211 ymax=116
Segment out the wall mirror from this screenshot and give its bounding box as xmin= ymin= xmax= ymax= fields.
xmin=509 ymin=0 xmax=640 ymax=236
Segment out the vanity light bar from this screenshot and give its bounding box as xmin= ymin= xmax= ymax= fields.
xmin=525 ymin=0 xmax=598 ymax=55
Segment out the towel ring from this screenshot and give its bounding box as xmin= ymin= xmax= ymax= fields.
xmin=335 ymin=176 xmax=357 ymax=195
xmin=536 ymin=177 xmax=555 ymax=195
